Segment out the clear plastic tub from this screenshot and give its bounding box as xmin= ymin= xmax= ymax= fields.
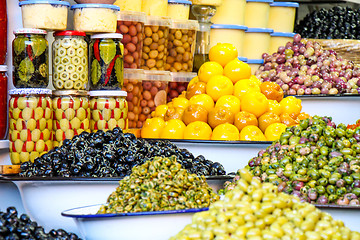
xmin=168 ymin=72 xmax=196 ymax=102
xmin=19 ymin=0 xmax=70 ymax=30
xmin=167 ymin=0 xmax=192 ymax=20
xmin=89 ymin=90 xmax=128 ymax=132
xmin=166 ymin=20 xmax=199 ymax=72
xmin=0 ymin=65 xmax=7 ymax=140
xmin=245 ymin=59 xmax=264 ymax=74
xmin=268 ymin=2 xmax=299 ymax=32
xmin=141 ymin=16 xmax=171 ymax=71
xmin=210 ymin=24 xmax=247 ymax=56
xmin=117 ymin=11 xmax=146 ymax=69
xmin=270 ymin=32 xmax=296 ymax=54
xmin=114 ymin=0 xmax=142 ymax=12
xmin=71 ymin=4 xmax=120 ymax=33
xmin=141 ymin=0 xmax=168 ymax=17
xmin=243 ymin=27 xmax=273 ymax=59
xmin=244 ymin=0 xmax=273 ymax=28
xmin=212 ymin=0 xmax=246 ymax=25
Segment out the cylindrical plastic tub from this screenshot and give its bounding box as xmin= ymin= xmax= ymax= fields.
xmin=71 ymin=4 xmax=120 ymax=33
xmin=19 ymin=0 xmax=70 ymax=30
xmin=114 ymin=0 xmax=142 ymax=12
xmin=245 ymin=59 xmax=264 ymax=75
xmin=168 ymin=72 xmax=197 ymax=102
xmin=268 ymin=2 xmax=299 ymax=32
xmin=9 ymin=89 xmax=53 ymax=164
xmin=270 ymin=32 xmax=296 ymax=54
xmin=212 ymin=0 xmax=246 ymax=25
xmin=89 ymin=91 xmax=128 ymax=132
xmin=52 ymin=31 xmax=88 ymax=90
xmin=167 ymin=0 xmax=192 ymax=20
xmin=244 ymin=0 xmax=273 ymax=28
xmin=243 ymin=27 xmax=273 ymax=59
xmin=238 ymin=56 xmax=247 ymax=62
xmin=142 ymin=0 xmax=168 ymax=17
xmin=166 ymin=20 xmax=199 ymax=72
xmin=210 ymin=24 xmax=247 ymax=56
xmin=0 ymin=65 xmax=8 ymax=139
xmin=191 ymin=0 xmax=223 ymax=6
xmin=141 ymin=16 xmax=171 ymax=70
xmin=117 ymin=11 xmax=146 ymax=69
xmin=52 ymin=90 xmax=90 ymax=147
xmin=122 ymin=69 xmax=145 ymax=129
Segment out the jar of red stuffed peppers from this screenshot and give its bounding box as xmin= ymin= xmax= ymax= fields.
xmin=0 ymin=65 xmax=8 ymax=139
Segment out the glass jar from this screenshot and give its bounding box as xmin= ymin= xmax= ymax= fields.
xmin=9 ymin=88 xmax=53 ymax=165
xmin=89 ymin=33 xmax=124 ymax=90
xmin=0 ymin=65 xmax=8 ymax=139
xmin=13 ymin=28 xmax=49 ymax=88
xmin=117 ymin=11 xmax=146 ymax=69
xmin=168 ymin=72 xmax=196 ymax=102
xmin=89 ymin=91 xmax=128 ymax=132
xmin=0 ymin=0 xmax=7 ymax=65
xmin=53 ymin=31 xmax=88 ymax=90
xmin=52 ymin=90 xmax=90 ymax=147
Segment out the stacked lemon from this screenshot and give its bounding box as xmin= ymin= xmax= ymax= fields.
xmin=141 ymin=43 xmax=310 ymax=141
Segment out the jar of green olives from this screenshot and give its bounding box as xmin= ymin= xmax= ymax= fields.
xmin=52 ymin=90 xmax=90 ymax=147
xmin=52 ymin=31 xmax=88 ymax=90
xmin=89 ymin=90 xmax=128 ymax=132
xmin=89 ymin=33 xmax=124 ymax=90
xmin=9 ymin=88 xmax=53 ymax=164
xmin=13 ymin=28 xmax=49 ymax=88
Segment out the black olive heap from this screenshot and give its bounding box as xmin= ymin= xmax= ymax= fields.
xmin=0 ymin=206 xmax=81 ymax=240
xmin=19 ymin=127 xmax=225 ymax=177
xmin=256 ymin=34 xmax=360 ymax=95
xmin=295 ymin=6 xmax=360 ymax=39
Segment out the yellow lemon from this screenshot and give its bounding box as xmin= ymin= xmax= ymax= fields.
xmin=240 ymin=125 xmax=267 ymax=141
xmin=184 ymin=121 xmax=212 ymax=140
xmin=249 ymin=75 xmax=261 ymax=86
xmin=141 ymin=117 xmax=165 ymax=138
xmin=223 ymin=58 xmax=252 ymax=84
xmin=241 ymin=92 xmax=269 ymax=118
xmin=233 ymin=79 xmax=261 ymax=100
xmin=209 ymin=43 xmax=238 ymax=67
xmin=215 ymin=95 xmax=241 ymax=115
xmin=264 ymin=123 xmax=287 ymax=141
xmin=153 ymin=105 xmax=168 ymax=118
xmin=211 ymin=123 xmax=240 ymax=141
xmin=159 ymin=119 xmax=186 ymax=139
xmin=172 ymin=97 xmax=189 ymax=109
xmin=205 ymin=75 xmax=234 ymax=102
xmin=268 ymin=99 xmax=282 ymax=116
xmin=198 ymin=61 xmax=224 ymax=83
xmin=188 ymin=94 xmax=215 ymax=112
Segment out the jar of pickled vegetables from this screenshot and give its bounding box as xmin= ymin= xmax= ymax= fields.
xmin=9 ymin=88 xmax=53 ymax=165
xmin=0 ymin=65 xmax=8 ymax=139
xmin=90 ymin=33 xmax=124 ymax=90
xmin=13 ymin=28 xmax=49 ymax=88
xmin=89 ymin=91 xmax=128 ymax=132
xmin=52 ymin=90 xmax=90 ymax=147
xmin=52 ymin=31 xmax=88 ymax=90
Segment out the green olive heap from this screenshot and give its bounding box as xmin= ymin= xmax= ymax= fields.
xmin=98 ymin=155 xmax=219 ymax=213
xmin=171 ymin=169 xmax=360 ymax=240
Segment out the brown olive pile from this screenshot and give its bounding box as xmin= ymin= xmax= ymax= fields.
xmin=171 ymin=169 xmax=360 ymax=239
xmin=98 ymin=155 xmax=219 ymax=213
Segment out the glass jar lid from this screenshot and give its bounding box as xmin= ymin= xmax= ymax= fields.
xmin=91 ymin=33 xmax=123 ymax=39
xmin=9 ymin=88 xmax=52 ymax=95
xmin=89 ymin=90 xmax=127 ymax=97
xmin=0 ymin=65 xmax=8 ymax=72
xmin=54 ymin=31 xmax=86 ymax=37
xmin=53 ymin=90 xmax=89 ymax=96
xmin=13 ymin=28 xmax=47 ymax=35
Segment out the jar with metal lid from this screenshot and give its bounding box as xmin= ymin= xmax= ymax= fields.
xmin=52 ymin=31 xmax=88 ymax=90
xmin=89 ymin=90 xmax=128 ymax=132
xmin=9 ymin=88 xmax=53 ymax=165
xmin=52 ymin=90 xmax=90 ymax=147
xmin=0 ymin=65 xmax=8 ymax=139
xmin=89 ymin=33 xmax=124 ymax=90
xmin=13 ymin=28 xmax=49 ymax=88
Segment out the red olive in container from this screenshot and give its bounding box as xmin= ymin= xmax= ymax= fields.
xmin=117 ymin=11 xmax=146 ymax=69
xmin=168 ymin=72 xmax=197 ymax=102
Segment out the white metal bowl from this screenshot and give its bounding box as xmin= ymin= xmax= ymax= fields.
xmin=62 ymin=204 xmax=208 ymax=240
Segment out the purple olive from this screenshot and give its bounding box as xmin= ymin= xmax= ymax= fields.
xmin=317 ymin=195 xmax=328 ymax=204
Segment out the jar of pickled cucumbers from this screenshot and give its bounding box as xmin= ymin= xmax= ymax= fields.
xmin=9 ymin=88 xmax=53 ymax=165
xmin=89 ymin=90 xmax=128 ymax=132
xmin=89 ymin=33 xmax=124 ymax=90
xmin=52 ymin=90 xmax=90 ymax=147
xmin=13 ymin=28 xmax=49 ymax=88
xmin=52 ymin=31 xmax=88 ymax=90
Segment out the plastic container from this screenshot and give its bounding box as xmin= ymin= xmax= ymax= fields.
xmin=166 ymin=20 xmax=199 ymax=72
xmin=9 ymin=88 xmax=53 ymax=165
xmin=212 ymin=0 xmax=246 ymax=25
xmin=238 ymin=57 xmax=248 ymax=62
xmin=71 ymin=4 xmax=120 ymax=33
xmin=141 ymin=0 xmax=168 ymax=17
xmin=270 ymin=32 xmax=296 ymax=54
xmin=141 ymin=16 xmax=171 ymax=71
xmin=0 ymin=66 xmax=8 ymax=139
xmin=210 ymin=24 xmax=247 ymax=56
xmin=89 ymin=33 xmax=124 ymax=90
xmin=243 ymin=27 xmax=273 ymax=59
xmin=52 ymin=90 xmax=90 ymax=147
xmin=13 ymin=28 xmax=49 ymax=88
xmin=139 ymin=70 xmax=171 ymax=125
xmin=268 ymin=2 xmax=299 ymax=32
xmin=89 ymin=91 xmax=128 ymax=132
xmin=114 ymin=0 xmax=142 ymax=12
xmin=168 ymin=72 xmax=197 ymax=102
xmin=52 ymin=31 xmax=88 ymax=90
xmin=244 ymin=0 xmax=273 ymax=28
xmin=167 ymin=0 xmax=192 ymax=20
xmin=246 ymin=59 xmax=264 ymax=74
xmin=0 ymin=1 xmax=7 ymax=65
xmin=19 ymin=0 xmax=70 ymax=30
xmin=122 ymin=69 xmax=145 ymax=129
xmin=117 ymin=11 xmax=146 ymax=69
